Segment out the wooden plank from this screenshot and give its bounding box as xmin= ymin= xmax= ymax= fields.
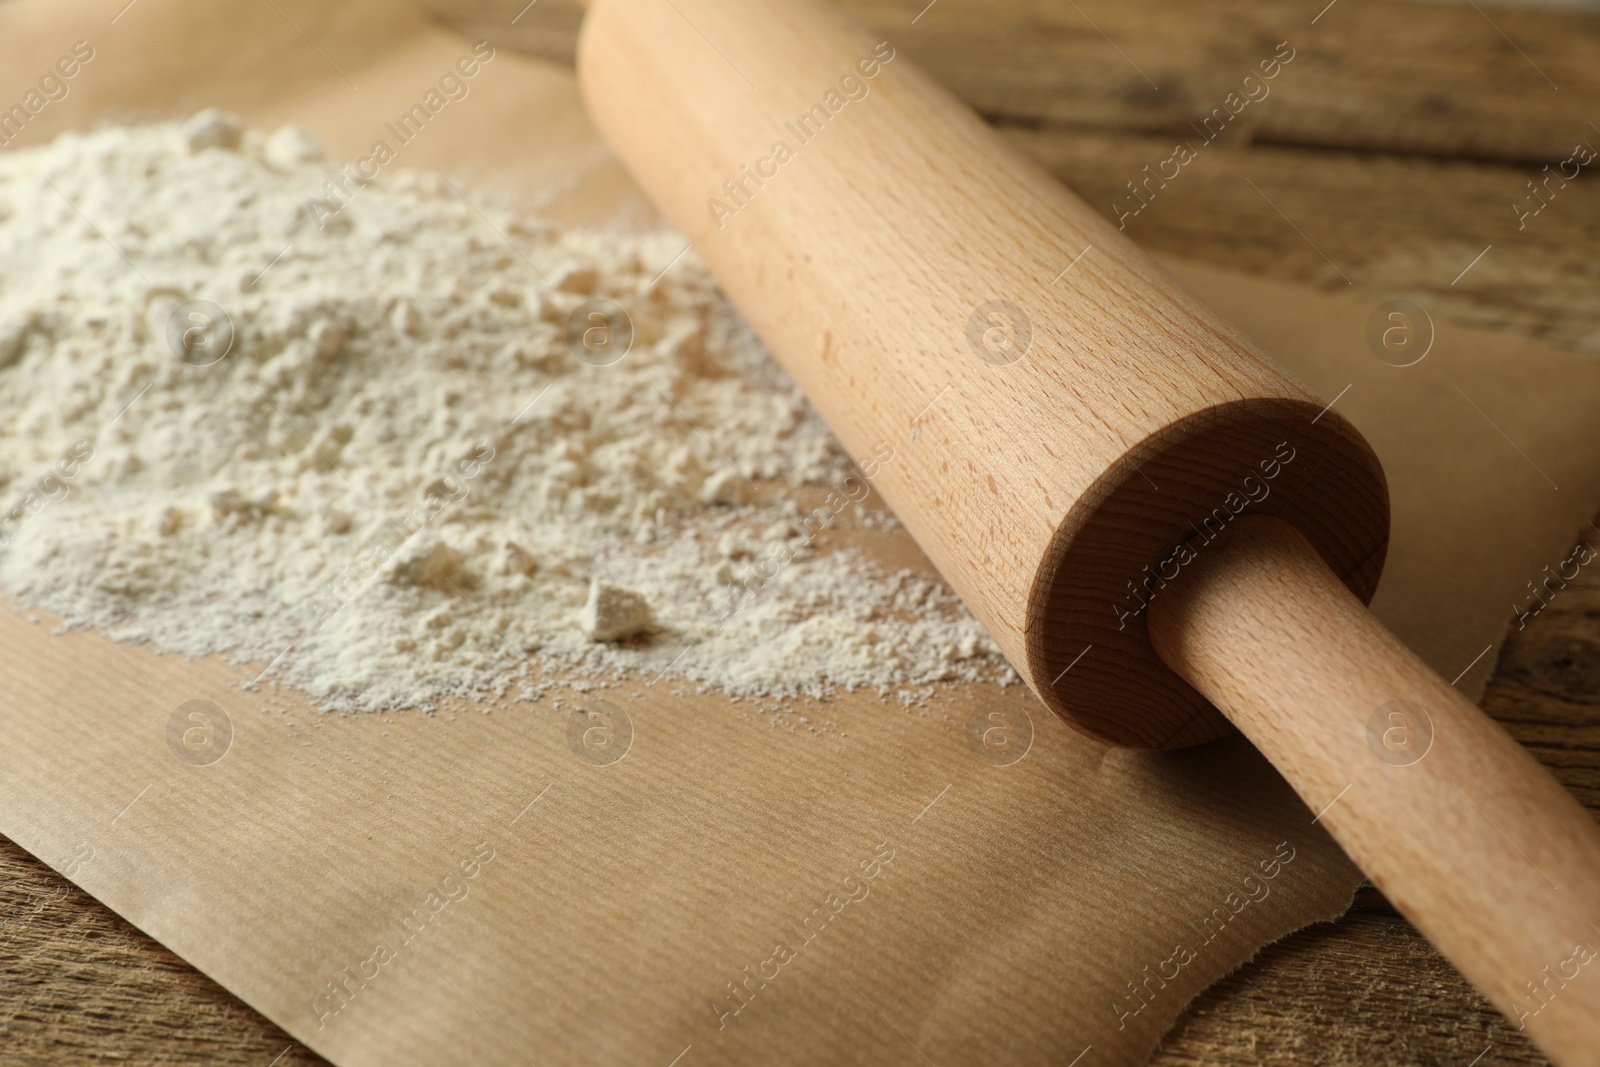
xmin=1002 ymin=126 xmax=1600 ymax=356
xmin=1162 ymin=896 xmax=1530 ymax=1065
xmin=427 ymin=0 xmax=1600 ymax=164
xmin=853 ymin=0 xmax=1595 ymax=164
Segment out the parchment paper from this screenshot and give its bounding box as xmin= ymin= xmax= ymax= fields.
xmin=2 ymin=2 xmax=1599 ymax=1066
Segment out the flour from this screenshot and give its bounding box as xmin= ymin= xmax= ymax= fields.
xmin=580 ymin=580 xmax=656 ymax=642
xmin=0 ymin=115 xmax=1012 ymax=712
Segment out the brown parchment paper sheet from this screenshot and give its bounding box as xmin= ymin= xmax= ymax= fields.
xmin=2 ymin=2 xmax=1599 ymax=1065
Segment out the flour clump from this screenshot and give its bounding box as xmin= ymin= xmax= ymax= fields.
xmin=580 ymin=580 xmax=656 ymax=643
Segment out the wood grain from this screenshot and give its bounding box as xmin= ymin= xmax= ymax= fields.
xmin=1004 ymin=126 xmax=1600 ymax=358
xmin=434 ymin=0 xmax=1600 ymax=166
xmin=3 ymin=0 xmax=1598 ymax=1064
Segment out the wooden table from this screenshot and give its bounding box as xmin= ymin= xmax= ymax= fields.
xmin=4 ymin=0 xmax=1598 ymax=1062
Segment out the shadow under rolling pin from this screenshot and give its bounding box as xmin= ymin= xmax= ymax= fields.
xmin=568 ymin=0 xmax=1600 ymax=1059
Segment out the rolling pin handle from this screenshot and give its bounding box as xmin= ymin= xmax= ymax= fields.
xmin=1148 ymin=516 xmax=1600 ymax=1067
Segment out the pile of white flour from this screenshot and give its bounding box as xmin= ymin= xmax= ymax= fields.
xmin=0 ymin=114 xmax=1010 ymax=712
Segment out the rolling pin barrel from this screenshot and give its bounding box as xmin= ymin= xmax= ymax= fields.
xmin=577 ymin=0 xmax=1600 ymax=1060
xmin=578 ymin=0 xmax=1389 ymax=749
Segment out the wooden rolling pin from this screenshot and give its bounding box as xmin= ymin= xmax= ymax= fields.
xmin=574 ymin=0 xmax=1600 ymax=1059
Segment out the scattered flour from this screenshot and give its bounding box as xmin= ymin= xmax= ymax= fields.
xmin=0 ymin=114 xmax=1013 ymax=712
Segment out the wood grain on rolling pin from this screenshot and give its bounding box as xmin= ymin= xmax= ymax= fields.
xmin=577 ymin=0 xmax=1388 ymax=748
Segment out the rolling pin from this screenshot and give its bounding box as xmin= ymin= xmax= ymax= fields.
xmin=574 ymin=0 xmax=1600 ymax=1059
